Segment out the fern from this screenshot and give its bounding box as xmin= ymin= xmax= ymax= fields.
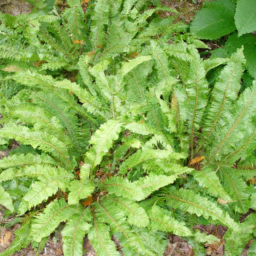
xmin=0 ymin=0 xmax=255 ymax=255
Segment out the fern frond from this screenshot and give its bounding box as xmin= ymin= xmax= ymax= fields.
xmin=191 ymin=166 xmax=231 ymax=201
xmin=53 ymin=79 xmax=104 ymax=116
xmin=88 ymin=223 xmax=120 ymax=256
xmin=31 ymin=199 xmax=78 ymax=242
xmin=220 ymin=168 xmax=249 ymax=213
xmin=0 ymin=185 xmax=14 ymax=212
xmin=62 ymin=210 xmax=92 ymax=256
xmin=151 ymin=40 xmax=171 ymax=81
xmin=0 ymin=124 xmax=71 ymax=168
xmin=163 ymin=188 xmax=239 ymax=231
xmin=148 ymin=205 xmax=192 ymax=236
xmin=104 ymin=177 xmax=144 ymax=201
xmin=135 ymin=174 xmax=181 ymax=200
xmin=119 ymin=149 xmax=171 ymax=174
xmin=224 ymin=224 xmax=253 ymax=256
xmin=125 ymin=122 xmax=158 ymax=135
xmin=86 ymin=120 xmax=122 ymax=167
xmin=106 ymin=196 xmax=149 ymax=227
xmin=199 ymin=49 xmax=245 ymax=152
xmin=208 ymin=82 xmax=256 ymax=161
xmin=90 ymin=0 xmax=110 ymax=49
xmin=119 ymin=56 xmax=152 ymax=77
xmin=0 ymin=153 xmax=57 ymax=169
xmin=68 ymin=180 xmax=95 ymax=205
xmin=22 ymin=166 xmax=73 ymax=210
xmin=95 ymin=199 xmax=151 ymax=255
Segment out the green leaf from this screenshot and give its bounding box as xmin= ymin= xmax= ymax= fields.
xmin=250 ymin=193 xmax=256 ymax=210
xmin=119 ymin=149 xmax=170 ymax=174
xmin=235 ymin=0 xmax=256 ymax=36
xmin=224 ymin=32 xmax=256 ymax=78
xmin=248 ymin=241 xmax=256 ymax=256
xmin=68 ymin=180 xmax=95 ymax=205
xmin=0 ymin=185 xmax=14 ymax=212
xmin=190 ymin=0 xmax=236 ymax=39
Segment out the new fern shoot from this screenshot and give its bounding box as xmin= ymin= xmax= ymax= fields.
xmin=0 ymin=0 xmax=255 ymax=255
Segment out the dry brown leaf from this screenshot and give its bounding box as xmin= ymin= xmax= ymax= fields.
xmin=188 ymin=156 xmax=205 ymax=166
xmin=56 ymin=247 xmax=63 ymax=256
xmin=217 ymin=198 xmax=229 ymax=205
xmin=73 ymin=40 xmax=84 ymax=44
xmin=0 ymin=231 xmax=11 ymax=246
xmin=2 ymin=65 xmax=22 ymax=72
xmin=81 ymin=0 xmax=90 ymax=4
xmin=82 ymin=195 xmax=93 ymax=207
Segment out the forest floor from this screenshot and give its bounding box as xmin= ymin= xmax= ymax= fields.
xmin=0 ymin=0 xmax=250 ymax=255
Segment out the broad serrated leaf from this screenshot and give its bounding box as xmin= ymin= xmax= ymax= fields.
xmin=235 ymin=0 xmax=256 ymax=36
xmin=190 ymin=0 xmax=236 ymax=39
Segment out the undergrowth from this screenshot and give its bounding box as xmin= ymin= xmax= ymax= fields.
xmin=0 ymin=0 xmax=256 ymax=255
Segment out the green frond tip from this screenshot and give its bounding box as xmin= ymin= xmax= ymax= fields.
xmin=31 ymin=199 xmax=78 ymax=242
xmin=119 ymin=56 xmax=152 ymax=77
xmin=0 ymin=153 xmax=58 ymax=169
xmin=86 ymin=120 xmax=123 ymax=167
xmin=119 ymin=148 xmax=171 ymax=174
xmin=163 ymin=188 xmax=239 ymax=231
xmin=104 ymin=177 xmax=144 ymax=201
xmin=191 ymin=166 xmax=231 ymax=201
xmin=194 ymin=231 xmax=219 ymax=244
xmin=148 ymin=205 xmax=192 ymax=236
xmin=0 ymin=185 xmax=14 ymax=212
xmin=68 ymin=180 xmax=95 ymax=205
xmin=88 ymin=224 xmax=120 ymax=256
xmin=106 ymin=196 xmax=149 ymax=227
xmin=62 ymin=211 xmax=92 ymax=256
xmin=134 ymin=174 xmax=180 ymax=200
xmin=22 ymin=166 xmax=73 ymax=210
xmin=0 ymin=124 xmax=71 ymax=168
